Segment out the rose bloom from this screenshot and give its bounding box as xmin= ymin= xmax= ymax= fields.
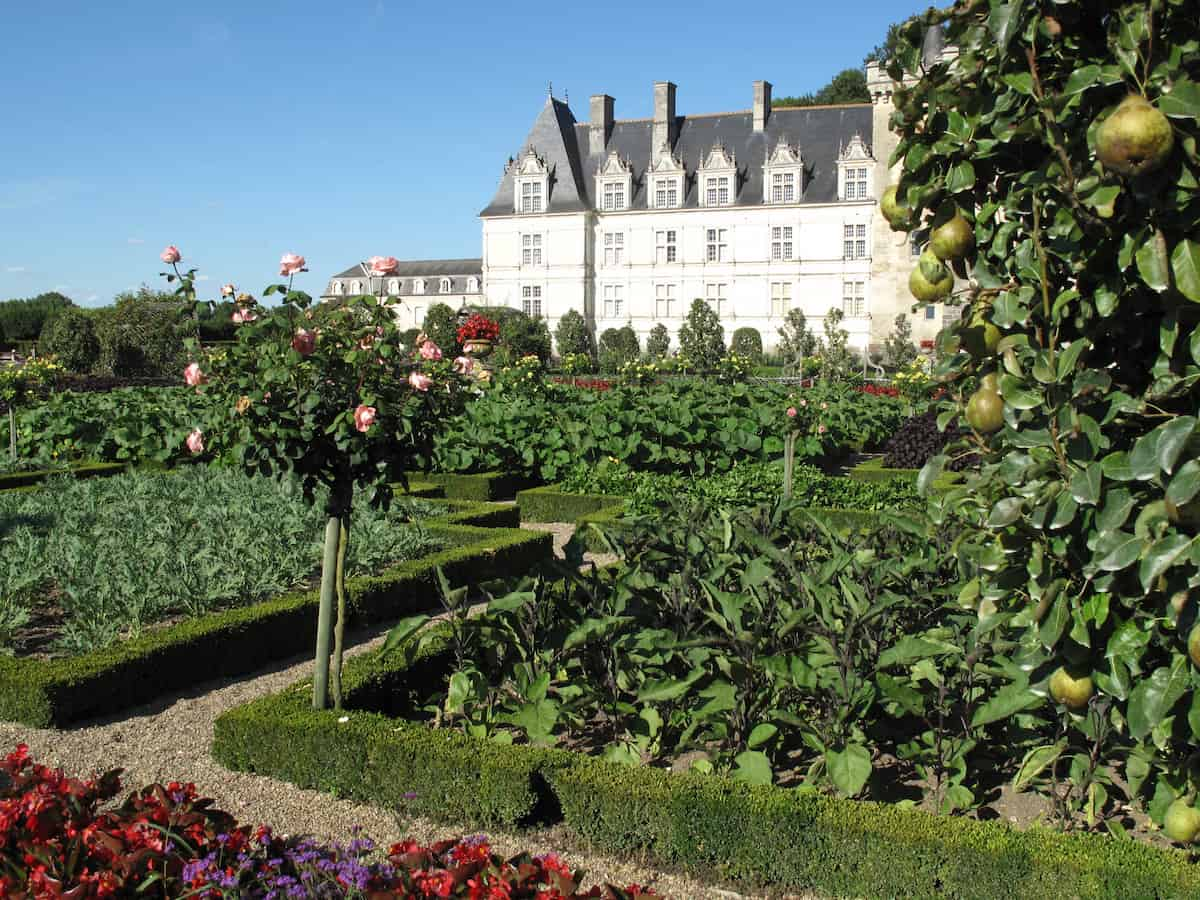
xmin=354 ymin=405 xmax=377 ymax=433
xmin=183 ymin=362 xmax=206 ymax=387
xmin=798 ymin=398 xmax=808 ymax=407
xmin=408 ymin=372 xmax=433 ymax=392
xmin=452 ymin=355 xmax=474 ymax=375
xmin=786 ymin=406 xmax=797 ymax=418
xmin=279 ymin=253 xmax=307 ymax=276
xmin=185 ymin=429 xmax=204 ymax=454
xmin=235 ymin=395 xmax=251 ymax=415
xmin=818 ymin=424 xmax=828 ymax=434
xmin=220 ymin=283 xmax=235 ymax=297
xmin=419 ymin=340 xmax=442 ymax=361
xmin=292 ymin=329 xmax=316 ymax=356
xmin=160 ymin=245 xmax=181 ymax=264
xmin=367 ymin=255 xmax=399 ymax=276
xmin=231 ymin=309 xmax=258 ymax=324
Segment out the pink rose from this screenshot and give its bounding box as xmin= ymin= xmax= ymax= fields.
xmin=453 ymin=355 xmax=474 ymax=375
xmin=419 ymin=340 xmax=442 ymax=361
xmin=354 ymin=405 xmax=377 ymax=433
xmin=818 ymin=424 xmax=828 ymax=434
xmin=231 ymin=309 xmax=257 ymax=324
xmin=160 ymin=245 xmax=181 ymax=264
xmin=408 ymin=372 xmax=433 ymax=392
xmin=292 ymin=329 xmax=316 ymax=356
xmin=279 ymin=253 xmax=307 ymax=276
xmin=186 ymin=429 xmax=204 ymax=454
xmin=221 ymin=283 xmax=235 ymax=297
xmin=798 ymin=398 xmax=808 ymax=407
xmin=183 ymin=362 xmax=206 ymax=387
xmin=786 ymin=406 xmax=797 ymax=418
xmin=367 ymin=255 xmax=399 ymax=276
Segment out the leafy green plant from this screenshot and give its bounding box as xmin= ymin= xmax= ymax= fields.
xmin=730 ymin=328 xmax=764 ymax=363
xmin=776 ymin=309 xmax=818 ymax=376
xmin=422 ymin=302 xmax=462 ymax=356
xmin=645 ymin=323 xmax=670 ymax=360
xmin=598 ymin=326 xmax=640 ymax=373
xmin=554 ymin=308 xmax=595 ymax=360
xmin=38 ymin=307 xmax=99 ymax=373
xmin=677 ymin=299 xmax=725 ymax=370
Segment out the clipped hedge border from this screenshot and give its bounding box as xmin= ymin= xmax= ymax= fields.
xmin=426 ymin=499 xmax=521 ymax=530
xmin=404 ymin=471 xmax=539 ymax=502
xmin=848 ymin=456 xmax=921 ymax=482
xmin=396 ymin=480 xmax=445 ymax=499
xmin=0 ymin=461 xmax=127 ymax=491
xmin=213 ymin=636 xmax=1200 ymax=900
xmin=516 ymin=485 xmax=625 ymax=524
xmin=0 ymin=523 xmax=551 ymax=728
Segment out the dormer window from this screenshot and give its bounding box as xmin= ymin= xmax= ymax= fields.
xmin=649 ymin=145 xmax=685 ymax=209
xmin=467 ymin=276 xmax=479 ymax=292
xmin=698 ymin=143 xmax=737 ymax=207
xmin=440 ymin=278 xmax=452 ymax=293
xmin=388 ymin=278 xmax=400 ymax=295
xmin=594 ymin=151 xmax=633 ymax=213
xmin=763 ymin=139 xmax=804 ymax=205
xmin=837 ymin=134 xmax=874 ymax=202
xmin=331 ymin=281 xmax=344 ymax=295
xmin=413 ymin=278 xmax=426 ymax=295
xmin=351 ymin=280 xmax=363 ymax=294
xmin=512 ymin=148 xmax=550 ymax=214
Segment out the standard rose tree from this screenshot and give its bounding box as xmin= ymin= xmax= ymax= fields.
xmin=170 ymin=252 xmax=468 ymax=709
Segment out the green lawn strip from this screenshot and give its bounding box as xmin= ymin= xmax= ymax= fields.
xmin=213 ymin=630 xmax=1200 ymax=900
xmin=0 ymin=523 xmax=551 ymax=727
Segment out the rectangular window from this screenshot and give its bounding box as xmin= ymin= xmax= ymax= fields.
xmin=603 ymin=284 xmax=624 ymax=319
xmin=522 ymin=285 xmax=542 ymax=317
xmin=842 ymin=281 xmax=866 ymax=317
xmin=706 ymin=176 xmax=730 ymax=206
xmin=602 ymin=181 xmax=626 ymax=211
xmin=655 ymin=283 xmax=675 ymax=319
xmin=845 ymin=167 xmax=869 ymax=201
xmin=771 ymin=226 xmax=794 ymax=261
xmin=910 ymin=228 xmax=928 ymax=258
xmin=704 ymin=282 xmax=727 ymax=317
xmin=925 ymin=304 xmax=937 ymax=320
xmin=770 ymin=282 xmax=791 ymax=317
xmin=654 ymin=178 xmax=678 ymax=209
xmin=520 ymin=181 xmax=542 ymax=213
xmin=521 ymin=233 xmax=542 ymax=266
xmin=655 ymin=230 xmax=677 ymax=264
xmin=705 ymin=228 xmax=728 ymax=263
xmin=771 ymin=172 xmax=796 ymax=203
xmin=843 ymin=224 xmax=868 ymax=260
xmin=603 ymin=232 xmax=624 ymax=266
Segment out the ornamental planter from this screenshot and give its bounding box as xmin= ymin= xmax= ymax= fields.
xmin=462 ymin=339 xmax=493 ymax=357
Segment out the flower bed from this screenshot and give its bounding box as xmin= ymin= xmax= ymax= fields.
xmin=0 ymin=518 xmax=551 ymax=727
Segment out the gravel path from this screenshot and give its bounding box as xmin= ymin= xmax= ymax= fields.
xmin=0 ymin=522 xmax=809 ymax=900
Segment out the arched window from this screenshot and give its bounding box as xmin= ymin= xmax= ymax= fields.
xmin=440 ymin=278 xmax=452 ymax=293
xmin=332 ymin=281 xmax=343 ymax=295
xmin=467 ymin=277 xmax=479 ymax=292
xmin=388 ymin=279 xmax=400 ymax=295
xmin=413 ymin=279 xmax=425 ymax=295
xmin=351 ymin=280 xmax=362 ymax=294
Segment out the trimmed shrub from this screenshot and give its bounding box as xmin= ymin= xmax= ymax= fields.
xmin=677 ymin=299 xmax=724 ymax=370
xmin=422 ymin=302 xmax=461 ymax=354
xmin=0 ymin=292 xmax=73 ymax=345
xmin=597 ymin=326 xmax=639 ymax=373
xmin=93 ymin=289 xmax=192 ymax=378
xmin=730 ymin=327 xmax=763 ymax=363
xmin=38 ymin=307 xmax=100 ymax=373
xmin=553 ymin=308 xmax=595 ymax=359
xmin=646 ymin=323 xmax=670 ymax=359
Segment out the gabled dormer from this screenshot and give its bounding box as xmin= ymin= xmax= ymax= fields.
xmin=837 ymin=134 xmax=874 ymax=202
xmin=594 ymin=150 xmax=633 ymax=212
xmin=698 ymin=142 xmax=737 ymax=207
xmin=763 ymin=139 xmax=803 ymax=204
xmin=648 ymin=145 xmax=685 ymax=210
xmin=511 ymin=147 xmax=550 ymax=214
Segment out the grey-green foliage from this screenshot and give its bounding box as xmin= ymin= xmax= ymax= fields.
xmin=678 ymin=298 xmax=725 ymax=370
xmin=0 ymin=469 xmax=441 ymax=656
xmin=882 ymin=313 xmax=918 ymax=369
xmin=553 ymin=308 xmax=595 ymax=359
xmin=646 ymin=323 xmax=670 ymax=359
xmin=776 ymin=309 xmax=818 ymax=374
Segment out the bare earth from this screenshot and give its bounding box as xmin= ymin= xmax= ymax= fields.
xmin=0 ymin=521 xmax=813 ymax=900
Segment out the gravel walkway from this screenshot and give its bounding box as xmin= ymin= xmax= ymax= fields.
xmin=0 ymin=522 xmax=811 ymax=900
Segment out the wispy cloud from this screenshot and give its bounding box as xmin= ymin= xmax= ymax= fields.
xmin=4 ymin=266 xmax=26 ymax=273
xmin=0 ymin=177 xmax=82 ymax=211
xmin=127 ymin=238 xmax=145 ymax=245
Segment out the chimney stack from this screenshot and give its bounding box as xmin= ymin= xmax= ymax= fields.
xmin=589 ymin=94 xmax=614 ymax=156
xmin=753 ymin=80 xmax=772 ymax=131
xmin=652 ymin=81 xmax=677 ymax=163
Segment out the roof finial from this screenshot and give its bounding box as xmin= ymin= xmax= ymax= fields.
xmin=547 ymin=80 xmax=553 ymax=99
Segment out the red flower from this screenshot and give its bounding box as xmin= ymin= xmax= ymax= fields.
xmin=456 ymin=313 xmax=500 ymax=343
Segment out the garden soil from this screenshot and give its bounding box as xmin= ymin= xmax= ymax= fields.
xmin=0 ymin=521 xmax=810 ymax=900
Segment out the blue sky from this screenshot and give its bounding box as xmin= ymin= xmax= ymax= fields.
xmin=0 ymin=0 xmax=923 ymax=307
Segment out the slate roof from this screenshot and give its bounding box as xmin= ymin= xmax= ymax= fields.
xmin=480 ymin=97 xmax=873 ymax=216
xmin=325 ymin=259 xmax=481 ymax=297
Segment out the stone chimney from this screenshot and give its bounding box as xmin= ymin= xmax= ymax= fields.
xmin=652 ymin=81 xmax=677 ymax=163
xmin=753 ymin=80 xmax=772 ymax=131
xmin=589 ymin=94 xmax=613 ymax=156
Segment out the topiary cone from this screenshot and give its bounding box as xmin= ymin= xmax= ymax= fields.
xmin=1096 ymin=94 xmax=1175 ymax=177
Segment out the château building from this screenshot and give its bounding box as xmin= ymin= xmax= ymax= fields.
xmin=324 ymin=59 xmax=954 ymax=356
